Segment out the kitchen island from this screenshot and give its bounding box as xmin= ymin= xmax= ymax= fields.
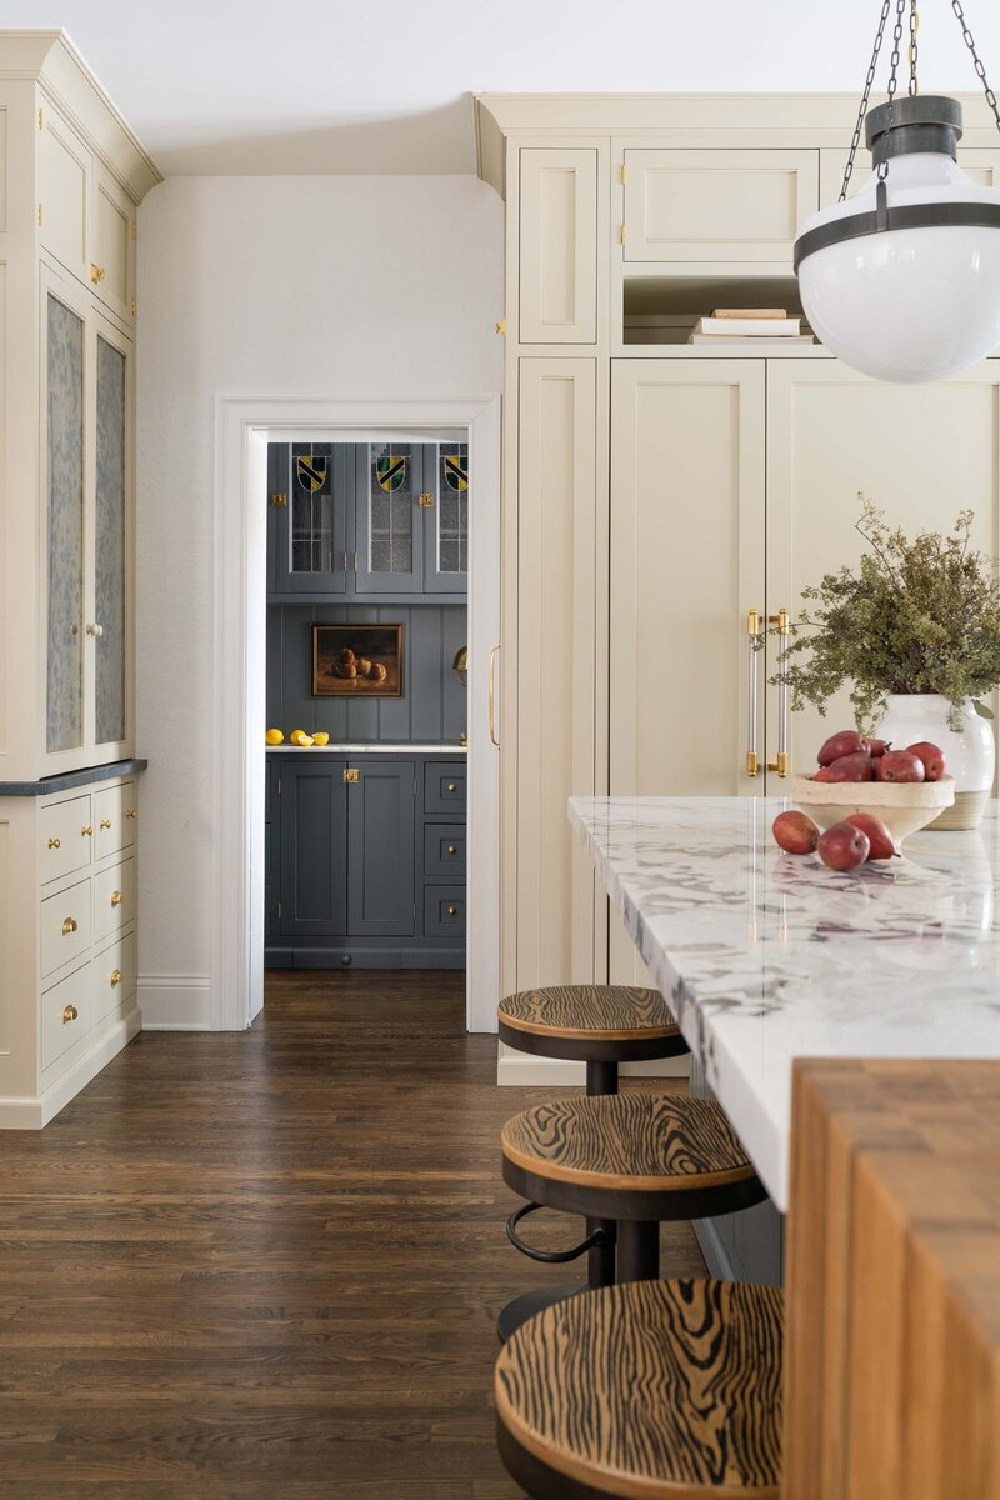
xmin=569 ymin=795 xmax=1000 ymax=1211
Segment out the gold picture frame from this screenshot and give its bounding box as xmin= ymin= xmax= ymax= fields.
xmin=311 ymin=623 xmax=404 ymax=698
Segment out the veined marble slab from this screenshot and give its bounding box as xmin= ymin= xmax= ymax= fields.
xmin=570 ymin=795 xmax=1000 ymax=1209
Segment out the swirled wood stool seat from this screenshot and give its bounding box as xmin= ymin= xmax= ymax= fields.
xmin=502 ymin=1094 xmax=766 ymax=1282
xmin=495 ymin=1278 xmax=783 ymax=1499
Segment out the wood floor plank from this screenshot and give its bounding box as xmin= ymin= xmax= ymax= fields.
xmin=0 ymin=970 xmax=704 ymax=1496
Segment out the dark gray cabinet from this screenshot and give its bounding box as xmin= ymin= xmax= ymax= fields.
xmin=346 ymin=760 xmax=416 ymax=937
xmin=278 ymin=758 xmax=349 ymax=938
xmin=271 ymin=443 xmax=349 ymax=597
xmin=353 ymin=444 xmax=425 ymax=595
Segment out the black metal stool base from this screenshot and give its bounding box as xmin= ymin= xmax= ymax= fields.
xmin=496 ymin=1282 xmax=585 ymax=1344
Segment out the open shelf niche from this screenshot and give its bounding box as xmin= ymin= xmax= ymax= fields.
xmin=623 ymin=275 xmax=813 ymax=348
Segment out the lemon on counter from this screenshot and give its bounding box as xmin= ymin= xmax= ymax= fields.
xmin=265 ymin=728 xmax=284 ymax=745
xmin=312 ymin=732 xmax=330 ymax=746
xmin=289 ymin=729 xmax=314 ymax=746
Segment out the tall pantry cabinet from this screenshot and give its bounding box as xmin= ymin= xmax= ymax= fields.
xmin=475 ymin=93 xmax=1000 ymax=1010
xmin=0 ymin=33 xmax=160 ymax=1126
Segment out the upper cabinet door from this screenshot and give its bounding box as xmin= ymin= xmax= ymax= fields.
xmin=92 ymin=314 xmax=132 ymax=759
xmin=92 ymin=163 xmax=135 ymax=328
xmin=819 ymin=147 xmax=1000 ymax=205
xmin=39 ymin=100 xmax=93 ymax=289
xmin=354 ymin=442 xmax=424 ymax=593
xmin=519 ymin=148 xmax=598 ymax=344
xmin=623 ymin=148 xmax=819 ymax=266
xmin=423 ymin=442 xmax=469 ymax=595
xmin=272 ymin=443 xmax=348 ymax=596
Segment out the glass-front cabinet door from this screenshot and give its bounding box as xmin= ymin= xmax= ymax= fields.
xmin=271 ymin=442 xmax=348 ymax=596
xmin=354 ymin=441 xmax=424 ymax=593
xmin=424 ymin=441 xmax=469 ymax=595
xmin=93 ymin=320 xmax=131 ymax=756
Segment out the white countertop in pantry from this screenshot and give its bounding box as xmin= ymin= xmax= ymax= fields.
xmin=569 ymin=794 xmax=1000 ymax=1211
xmin=268 ymin=744 xmax=466 ymax=754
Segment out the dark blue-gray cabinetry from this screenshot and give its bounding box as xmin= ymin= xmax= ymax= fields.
xmin=271 ymin=443 xmax=349 ymax=597
xmin=265 ymin=751 xmax=465 ymax=969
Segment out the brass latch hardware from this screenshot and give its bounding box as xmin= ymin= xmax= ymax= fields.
xmin=61 ymin=917 xmax=77 ymax=936
xmin=269 ymin=492 xmax=288 ymax=508
xmin=90 ymin=263 xmax=106 ymax=285
xmin=62 ymin=1005 xmax=78 ymax=1025
xmin=100 ymin=819 xmax=111 ymax=830
xmin=110 ymin=969 xmax=122 ymax=987
xmin=343 ymin=768 xmax=360 ymax=784
xmin=418 ymin=492 xmax=434 ymax=508
xmin=495 ymin=319 xmax=507 ymax=335
xmin=110 ymin=890 xmax=123 ymax=907
xmin=126 ymin=809 xmax=137 ymax=820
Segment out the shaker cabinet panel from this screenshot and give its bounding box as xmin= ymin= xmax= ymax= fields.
xmin=819 ymin=146 xmax=1000 ymax=205
xmin=39 ymin=102 xmax=92 ymax=287
xmin=519 ymin=148 xmax=598 ymax=344
xmin=93 ymin=322 xmax=131 ymax=756
xmin=623 ymin=148 xmax=818 ymax=265
xmin=423 ymin=442 xmax=470 ymax=593
xmin=278 ymin=761 xmax=348 ymax=937
xmin=346 ymin=760 xmax=416 ymax=938
xmin=93 ymin=163 xmax=135 ymax=327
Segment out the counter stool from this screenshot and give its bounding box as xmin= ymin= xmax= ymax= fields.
xmin=502 ymin=1093 xmax=765 ymax=1285
xmin=497 ymin=986 xmax=690 ymax=1342
xmin=496 ymin=1278 xmax=783 ymax=1498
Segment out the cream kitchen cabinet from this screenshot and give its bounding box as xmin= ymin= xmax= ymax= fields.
xmin=519 ymin=148 xmax=598 ymax=343
xmin=819 ymin=145 xmax=1000 ymax=203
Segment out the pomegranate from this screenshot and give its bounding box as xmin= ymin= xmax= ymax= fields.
xmin=817 ymin=730 xmax=865 ymax=766
xmin=818 ymin=751 xmax=875 ymax=783
xmin=817 ymin=821 xmax=870 ymax=871
xmin=862 ymin=737 xmax=890 ymax=758
xmin=876 ymin=749 xmax=926 ymax=783
xmin=772 ymin=810 xmax=820 ymax=855
xmin=906 ymin=740 xmax=946 ymax=781
xmin=844 ymin=812 xmax=899 ymax=862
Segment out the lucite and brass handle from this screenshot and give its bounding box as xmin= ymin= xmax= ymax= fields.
xmin=110 ymin=969 xmax=122 ymax=987
xmin=61 ymin=916 xmax=77 ymax=936
xmin=768 ymin=608 xmax=791 ymax=778
xmin=488 ymin=644 xmax=500 ymax=748
xmin=62 ymin=1004 xmax=77 ymax=1025
xmin=746 ymin=609 xmax=762 ymax=777
xmin=110 ymin=890 xmax=123 ymax=907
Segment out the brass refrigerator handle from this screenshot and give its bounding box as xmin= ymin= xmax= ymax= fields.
xmin=746 ymin=610 xmax=761 ymax=777
xmin=489 ymin=644 xmax=500 ymax=747
xmin=768 ymin=609 xmax=791 ymax=777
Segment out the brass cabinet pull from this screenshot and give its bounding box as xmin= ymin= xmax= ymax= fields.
xmin=125 ymin=809 xmax=137 ymax=820
xmin=447 ymin=783 xmax=458 ymax=794
xmin=99 ymin=819 xmax=112 ymax=830
xmin=81 ymin=826 xmax=93 ymax=837
xmin=767 ymin=608 xmax=792 ymax=778
xmin=446 ymin=844 xmax=457 ymax=855
xmin=446 ymin=905 xmax=458 ymax=917
xmin=746 ymin=609 xmax=761 ymax=778
xmin=110 ymin=890 xmax=123 ymax=907
xmin=47 ymin=838 xmax=61 ymax=850
xmin=488 ymin=644 xmax=500 ymax=747
xmin=62 ymin=1004 xmax=77 ymax=1024
xmin=90 ymin=263 xmax=106 ymax=284
xmin=110 ymin=969 xmax=122 ymax=987
xmin=85 ymin=623 xmax=103 ymax=637
xmin=61 ymin=917 xmax=77 ymax=936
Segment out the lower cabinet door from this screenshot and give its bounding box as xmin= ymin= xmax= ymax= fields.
xmin=347 ymin=760 xmax=416 ymax=937
xmin=279 ymin=760 xmax=348 ymax=937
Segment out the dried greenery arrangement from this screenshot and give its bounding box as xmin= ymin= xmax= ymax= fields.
xmin=768 ymin=495 xmax=1000 ymax=730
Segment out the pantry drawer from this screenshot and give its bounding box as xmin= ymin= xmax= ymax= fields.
xmin=41 ymin=961 xmax=92 ymax=1072
xmin=424 ymin=762 xmax=466 ymax=816
xmin=40 ymin=877 xmax=92 ymax=980
xmin=423 ymin=823 xmax=466 ymax=879
xmin=94 ymin=781 xmax=137 ymax=861
xmin=92 ymin=929 xmax=136 ymax=1026
xmin=93 ymin=856 xmax=136 ymax=942
xmin=423 ymin=886 xmax=465 ymax=941
xmin=39 ymin=794 xmax=93 ymax=885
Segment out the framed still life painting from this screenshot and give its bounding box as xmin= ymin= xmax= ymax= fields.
xmin=311 ymin=623 xmax=404 ymax=698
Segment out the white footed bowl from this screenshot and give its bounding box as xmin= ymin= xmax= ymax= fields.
xmin=791 ymin=774 xmax=956 ymax=845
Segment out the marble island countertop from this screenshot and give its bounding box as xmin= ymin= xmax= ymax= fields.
xmin=569 ymin=795 xmax=1000 ymax=1209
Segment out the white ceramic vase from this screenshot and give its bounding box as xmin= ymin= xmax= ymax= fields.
xmin=874 ymin=694 xmax=995 ymax=830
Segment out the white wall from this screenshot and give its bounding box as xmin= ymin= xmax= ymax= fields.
xmin=135 ymin=174 xmax=503 ymax=1023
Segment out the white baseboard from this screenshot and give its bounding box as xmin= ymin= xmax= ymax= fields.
xmin=496 ymin=1044 xmax=691 ymax=1087
xmin=139 ymin=975 xmax=214 ymax=1030
xmin=0 ymin=1004 xmax=141 ymax=1130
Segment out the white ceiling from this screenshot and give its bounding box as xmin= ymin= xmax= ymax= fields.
xmin=10 ymin=0 xmax=1000 ymax=174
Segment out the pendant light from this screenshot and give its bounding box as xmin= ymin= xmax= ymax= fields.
xmin=795 ymin=0 xmax=1000 ymax=382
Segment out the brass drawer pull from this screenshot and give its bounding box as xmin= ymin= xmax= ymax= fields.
xmin=125 ymin=809 xmax=137 ymax=820
xmin=446 ymin=783 xmax=458 ymax=794
xmin=90 ymin=263 xmax=106 ymax=284
xmin=47 ymin=837 xmax=61 ymax=850
xmin=447 ymin=844 xmax=457 ymax=855
xmin=446 ymin=905 xmax=458 ymax=917
xmin=81 ymin=825 xmax=93 ymax=837
xmin=85 ymin=623 xmax=103 ymax=637
xmin=61 ymin=917 xmax=78 ymax=936
xmin=62 ymin=1004 xmax=78 ymax=1025
xmin=110 ymin=969 xmax=122 ymax=987
xmin=110 ymin=890 xmax=123 ymax=907
xmin=99 ymin=819 xmax=112 ymax=830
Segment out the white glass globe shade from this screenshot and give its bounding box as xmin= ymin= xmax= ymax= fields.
xmin=797 ymin=154 xmax=1000 ymax=382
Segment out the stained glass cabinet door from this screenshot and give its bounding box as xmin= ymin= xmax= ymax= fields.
xmin=353 ymin=442 xmax=425 ymax=594
xmin=272 ymin=443 xmax=349 ymax=596
xmin=423 ymin=441 xmax=469 ymax=595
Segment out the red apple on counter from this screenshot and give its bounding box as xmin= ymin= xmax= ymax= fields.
xmin=876 ymin=749 xmax=926 ymax=783
xmin=862 ymin=737 xmax=890 ymax=757
xmin=817 ymin=730 xmax=865 ymax=766
xmin=817 ymin=821 xmax=870 ymax=871
xmin=906 ymin=740 xmax=946 ymax=781
xmin=817 ymin=751 xmax=875 ymax=782
xmin=772 ymin=809 xmax=820 ymax=855
xmin=844 ymin=812 xmax=899 ymax=862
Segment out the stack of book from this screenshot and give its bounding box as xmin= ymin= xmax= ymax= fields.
xmin=687 ymin=308 xmax=814 ymax=348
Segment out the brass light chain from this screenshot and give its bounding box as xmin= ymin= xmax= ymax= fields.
xmin=908 ymin=0 xmax=919 ymax=95
xmin=840 ymin=0 xmax=894 ymax=200
xmin=951 ymin=0 xmax=1000 ymax=133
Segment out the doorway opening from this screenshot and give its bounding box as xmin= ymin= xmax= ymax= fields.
xmin=212 ymin=398 xmax=500 ymax=1035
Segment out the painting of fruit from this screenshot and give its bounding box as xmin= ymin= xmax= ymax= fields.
xmin=311 ymin=623 xmax=404 ymax=698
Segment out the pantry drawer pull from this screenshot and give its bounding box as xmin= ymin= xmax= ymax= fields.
xmin=447 ymin=783 xmax=458 ymax=793
xmin=61 ymin=917 xmax=78 ymax=936
xmin=110 ymin=969 xmax=122 ymax=987
xmin=47 ymin=838 xmax=61 ymax=850
xmin=62 ymin=1004 xmax=77 ymax=1025
xmin=446 ymin=905 xmax=458 ymax=917
xmin=447 ymin=844 xmax=457 ymax=855
xmin=125 ymin=809 xmax=137 ymax=820
xmin=99 ymin=819 xmax=112 ymax=830
xmin=81 ymin=825 xmax=93 ymax=837
xmin=110 ymin=890 xmax=123 ymax=907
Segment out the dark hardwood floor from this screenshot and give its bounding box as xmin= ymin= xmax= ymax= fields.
xmin=0 ymin=970 xmax=704 ymax=1498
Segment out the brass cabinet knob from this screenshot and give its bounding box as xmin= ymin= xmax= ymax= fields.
xmin=62 ymin=1004 xmax=78 ymax=1025
xmin=446 ymin=905 xmax=457 ymax=917
xmin=110 ymin=969 xmax=122 ymax=987
xmin=90 ymin=263 xmax=106 ymax=284
xmin=61 ymin=917 xmax=77 ymax=936
xmin=85 ymin=623 xmax=103 ymax=637
xmin=81 ymin=826 xmax=93 ymax=837
xmin=110 ymin=890 xmax=123 ymax=907
xmin=99 ymin=819 xmax=111 ymax=830
xmin=47 ymin=838 xmax=61 ymax=850
xmin=125 ymin=809 xmax=137 ymax=820
xmin=495 ymin=319 xmax=507 ymax=335
xmin=447 ymin=844 xmax=457 ymax=855
xmin=447 ymin=783 xmax=457 ymax=793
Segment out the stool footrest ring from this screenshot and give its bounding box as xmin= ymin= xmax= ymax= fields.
xmin=506 ymin=1201 xmax=610 ymax=1265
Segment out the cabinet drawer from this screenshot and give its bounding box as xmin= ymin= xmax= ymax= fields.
xmin=93 ymin=856 xmax=135 ymax=942
xmin=422 ymin=823 xmax=466 ymax=878
xmin=94 ymin=782 xmax=137 ymax=861
xmin=39 ymin=100 xmax=93 ymax=287
xmin=423 ymin=886 xmax=465 ymax=940
xmin=623 ymin=148 xmax=819 ymax=264
xmin=41 ymin=961 xmax=92 ymax=1072
xmin=424 ymin=762 xmax=466 ymax=815
xmin=93 ymin=163 xmax=134 ymax=326
xmin=92 ymin=929 xmax=135 ymax=1026
xmin=40 ymin=876 xmax=92 ymax=981
xmin=39 ymin=795 xmax=93 ymax=884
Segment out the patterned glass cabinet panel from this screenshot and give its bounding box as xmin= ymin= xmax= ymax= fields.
xmin=354 ymin=442 xmax=424 ymax=593
xmin=94 ymin=330 xmax=129 ymax=749
xmin=423 ymin=442 xmax=469 ymax=595
xmin=272 ymin=443 xmax=348 ymax=596
xmin=44 ymin=282 xmax=86 ymax=758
